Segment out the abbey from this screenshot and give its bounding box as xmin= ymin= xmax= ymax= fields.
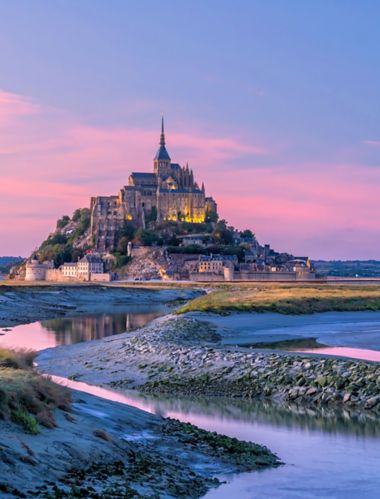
xmin=90 ymin=118 xmax=217 ymax=251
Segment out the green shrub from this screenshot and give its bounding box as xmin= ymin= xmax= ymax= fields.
xmin=56 ymin=215 xmax=70 ymax=229
xmin=112 ymin=253 xmax=131 ymax=269
xmin=68 ymin=208 xmax=90 ymax=242
xmin=11 ymin=409 xmax=40 ymax=435
xmin=0 ymin=348 xmax=35 ymax=369
xmin=0 ymin=350 xmax=71 ymax=434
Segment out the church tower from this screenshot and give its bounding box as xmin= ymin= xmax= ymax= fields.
xmin=154 ymin=116 xmax=171 ymax=176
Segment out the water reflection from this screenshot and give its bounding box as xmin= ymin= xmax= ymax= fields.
xmin=42 ymin=310 xmax=164 ymax=345
xmin=295 ymin=345 xmax=380 ymax=362
xmin=51 ymin=375 xmax=380 ymax=498
xmin=137 ymin=393 xmax=380 ymax=439
xmin=51 ymin=375 xmax=380 ymax=440
xmin=0 ymin=306 xmax=167 ymax=350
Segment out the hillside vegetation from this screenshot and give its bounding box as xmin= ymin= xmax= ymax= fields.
xmin=177 ymin=284 xmax=380 ymax=314
xmin=0 ymin=349 xmax=71 ymax=433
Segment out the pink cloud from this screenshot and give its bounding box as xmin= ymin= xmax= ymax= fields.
xmin=362 ymin=140 xmax=380 ymax=147
xmin=209 ymin=164 xmax=380 ymax=258
xmin=1 ymin=88 xmax=380 ymax=259
xmin=0 ymin=90 xmax=39 ymax=124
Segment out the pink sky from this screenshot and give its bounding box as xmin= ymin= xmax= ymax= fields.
xmin=1 ymin=89 xmax=379 ymax=259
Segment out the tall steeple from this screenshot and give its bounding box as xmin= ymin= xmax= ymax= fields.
xmin=160 ymin=115 xmax=165 ymax=146
xmin=154 ymin=115 xmax=171 ymax=175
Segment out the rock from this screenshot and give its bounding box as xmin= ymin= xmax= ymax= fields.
xmin=316 ymin=376 xmax=327 ymax=388
xmin=343 ymin=392 xmax=351 ymax=403
xmin=364 ymin=396 xmax=379 ymax=410
xmin=306 ymin=387 xmax=317 ymax=396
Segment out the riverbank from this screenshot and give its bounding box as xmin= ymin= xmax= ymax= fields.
xmin=0 ymin=347 xmax=279 ymax=497
xmin=4 ymin=284 xmax=380 ymax=497
xmin=177 ymin=284 xmax=380 ymax=314
xmin=38 ymin=315 xmax=380 ymax=413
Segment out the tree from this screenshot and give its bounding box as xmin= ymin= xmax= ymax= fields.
xmin=68 ymin=208 xmax=91 ymax=242
xmin=112 ymin=253 xmax=131 ymax=269
xmin=241 ymin=229 xmax=254 ymax=240
xmin=114 ymin=222 xmax=136 ymax=253
xmin=71 ymin=247 xmax=84 ymax=262
xmin=39 ymin=243 xmax=73 ymax=267
xmin=145 ymin=206 xmax=157 ymax=224
xmin=40 ymin=233 xmax=67 ymax=247
xmin=133 ymin=228 xmax=160 ymax=246
xmin=56 ymin=215 xmax=70 ymax=229
xmin=212 ymin=220 xmax=234 ymax=245
xmin=72 ymin=209 xmax=82 ymax=222
xmin=205 ymin=210 xmax=218 ymax=223
xmin=117 ymin=236 xmax=129 ymax=254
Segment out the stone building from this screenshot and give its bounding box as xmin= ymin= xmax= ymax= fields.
xmin=198 ymin=255 xmax=237 ymax=274
xmin=77 ymin=254 xmax=104 ymax=280
xmin=25 ymin=258 xmax=54 ymax=281
xmin=90 ymin=118 xmax=217 ymax=251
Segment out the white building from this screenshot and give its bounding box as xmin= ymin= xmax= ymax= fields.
xmin=61 ymin=262 xmax=78 ymax=279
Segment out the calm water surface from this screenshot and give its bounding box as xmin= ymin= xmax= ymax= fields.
xmin=3 ymin=309 xmax=380 ymax=497
xmin=0 ymin=305 xmax=168 ymax=350
xmin=52 ymin=375 xmax=380 ymax=499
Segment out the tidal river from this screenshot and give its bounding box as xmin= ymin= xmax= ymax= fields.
xmin=2 ymin=309 xmax=380 ymax=498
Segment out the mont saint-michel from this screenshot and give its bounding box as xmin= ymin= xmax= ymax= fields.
xmin=91 ymin=118 xmax=217 ymax=252
xmin=11 ymin=119 xmax=314 ymax=283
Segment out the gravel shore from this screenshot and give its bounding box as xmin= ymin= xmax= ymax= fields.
xmin=38 ymin=315 xmax=380 ymax=413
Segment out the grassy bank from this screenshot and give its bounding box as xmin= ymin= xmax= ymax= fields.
xmin=177 ymin=284 xmax=380 ymax=314
xmin=0 ymin=349 xmax=71 ymax=433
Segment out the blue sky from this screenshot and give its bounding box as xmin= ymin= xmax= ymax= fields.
xmin=0 ymin=1 xmax=379 ymax=258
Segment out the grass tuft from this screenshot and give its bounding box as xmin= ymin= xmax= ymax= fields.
xmin=11 ymin=408 xmax=40 ymax=434
xmin=0 ymin=348 xmax=35 ymax=369
xmin=0 ymin=349 xmax=71 ymax=434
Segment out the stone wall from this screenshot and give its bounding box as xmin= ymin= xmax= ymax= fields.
xmin=227 ymin=270 xmax=316 ymax=282
xmin=189 ymin=272 xmax=225 ymax=282
xmin=91 ymin=273 xmax=112 ymax=282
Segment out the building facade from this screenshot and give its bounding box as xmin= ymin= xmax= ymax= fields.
xmin=25 ymin=258 xmax=54 ymax=281
xmin=90 ymin=118 xmax=217 ymax=251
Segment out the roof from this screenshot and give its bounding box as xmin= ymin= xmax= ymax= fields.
xmin=130 ymin=172 xmax=156 ymax=179
xmin=159 ymin=188 xmax=202 ymax=194
xmin=177 ymin=234 xmax=206 ymax=239
xmin=199 ymin=255 xmax=237 ymax=262
xmin=79 ymin=255 xmax=103 ymax=263
xmin=154 ymin=144 xmax=171 ymax=161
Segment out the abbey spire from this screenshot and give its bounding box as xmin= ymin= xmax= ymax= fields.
xmin=154 ymin=115 xmax=171 ymax=175
xmin=160 ymin=115 xmax=166 ymax=146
